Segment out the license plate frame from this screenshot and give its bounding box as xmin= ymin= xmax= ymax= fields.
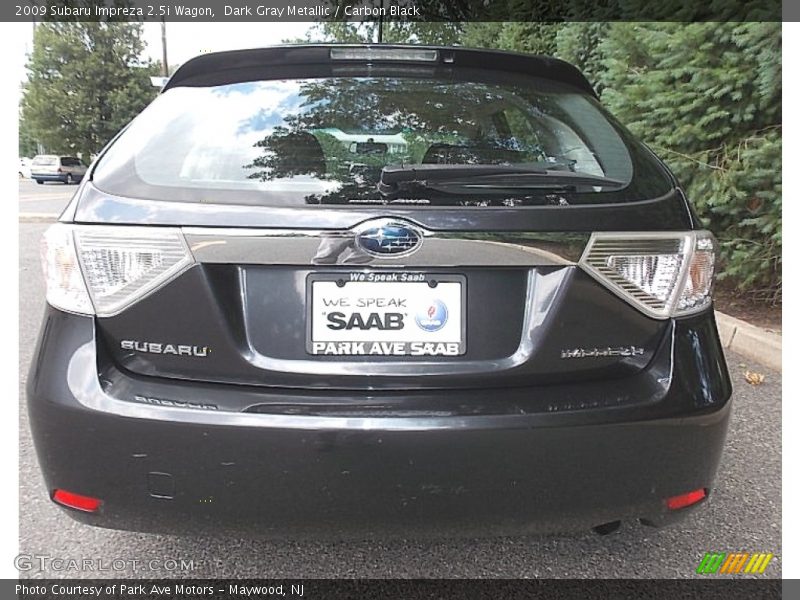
xmin=306 ymin=272 xmax=467 ymax=357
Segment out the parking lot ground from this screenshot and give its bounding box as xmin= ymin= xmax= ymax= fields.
xmin=18 ymin=178 xmax=75 ymax=216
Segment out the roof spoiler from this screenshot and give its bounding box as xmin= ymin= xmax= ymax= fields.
xmin=162 ymin=44 xmax=597 ymax=97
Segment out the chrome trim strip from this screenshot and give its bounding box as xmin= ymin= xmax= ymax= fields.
xmin=183 ymin=226 xmax=587 ymax=267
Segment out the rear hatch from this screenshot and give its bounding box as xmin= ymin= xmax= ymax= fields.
xmin=68 ymin=45 xmax=693 ymax=392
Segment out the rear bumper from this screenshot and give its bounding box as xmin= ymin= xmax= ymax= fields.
xmin=27 ymin=309 xmax=732 ymax=537
xmin=31 ymin=173 xmax=68 ymax=182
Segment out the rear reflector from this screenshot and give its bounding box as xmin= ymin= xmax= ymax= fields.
xmin=52 ymin=489 xmax=102 ymax=513
xmin=665 ymin=488 xmax=706 ymax=510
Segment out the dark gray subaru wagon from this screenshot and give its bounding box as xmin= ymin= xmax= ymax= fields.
xmin=28 ymin=45 xmax=731 ymax=536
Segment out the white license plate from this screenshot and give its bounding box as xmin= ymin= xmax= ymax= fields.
xmin=307 ymin=273 xmax=465 ymax=356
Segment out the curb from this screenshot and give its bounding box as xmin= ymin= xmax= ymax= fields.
xmin=19 ymin=213 xmax=59 ymax=223
xmin=715 ymin=311 xmax=781 ymax=372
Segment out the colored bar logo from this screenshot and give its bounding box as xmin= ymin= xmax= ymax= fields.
xmin=696 ymin=552 xmax=774 ymax=574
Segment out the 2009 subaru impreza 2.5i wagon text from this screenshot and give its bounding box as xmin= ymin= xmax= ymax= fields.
xmin=28 ymin=45 xmax=731 ymax=537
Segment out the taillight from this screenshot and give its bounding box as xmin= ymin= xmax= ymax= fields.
xmin=41 ymin=225 xmax=93 ymax=315
xmin=52 ymin=489 xmax=102 ymax=512
xmin=41 ymin=224 xmax=194 ymax=316
xmin=579 ymin=231 xmax=717 ymax=319
xmin=665 ymin=488 xmax=707 ymax=510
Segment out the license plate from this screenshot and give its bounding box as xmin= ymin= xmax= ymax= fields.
xmin=307 ymin=273 xmax=466 ymax=356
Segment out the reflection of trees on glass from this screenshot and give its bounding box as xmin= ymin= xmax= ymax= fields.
xmin=245 ymin=77 xmax=554 ymax=205
xmin=247 ymin=126 xmax=328 ymax=180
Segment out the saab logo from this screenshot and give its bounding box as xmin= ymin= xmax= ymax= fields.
xmin=696 ymin=552 xmax=774 ymax=574
xmin=326 ymin=312 xmax=405 ymax=331
xmin=415 ymin=299 xmax=448 ymax=332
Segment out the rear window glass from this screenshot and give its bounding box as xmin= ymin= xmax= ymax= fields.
xmin=93 ymin=75 xmax=672 ymax=206
xmin=32 ymin=156 xmax=57 ymax=166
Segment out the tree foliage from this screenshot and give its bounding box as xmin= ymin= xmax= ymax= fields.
xmin=597 ymin=22 xmax=781 ymax=299
xmin=463 ymin=23 xmax=561 ymax=56
xmin=555 ymin=23 xmax=608 ymax=91
xmin=18 ymin=116 xmax=39 ymax=158
xmin=20 ymin=22 xmax=158 ymax=160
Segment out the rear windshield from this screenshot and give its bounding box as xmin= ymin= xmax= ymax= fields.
xmin=93 ymin=74 xmax=672 ymax=206
xmin=32 ymin=156 xmax=57 ymax=166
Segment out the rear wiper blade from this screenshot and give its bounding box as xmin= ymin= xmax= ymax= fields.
xmin=380 ymin=164 xmax=549 ymax=185
xmin=378 ymin=164 xmax=625 ymax=197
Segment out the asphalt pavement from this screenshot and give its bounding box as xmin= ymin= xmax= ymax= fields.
xmin=18 ymin=204 xmax=782 ymax=578
xmin=18 ymin=178 xmax=76 ymax=216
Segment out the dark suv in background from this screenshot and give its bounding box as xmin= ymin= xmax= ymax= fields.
xmin=28 ymin=45 xmax=731 ymax=536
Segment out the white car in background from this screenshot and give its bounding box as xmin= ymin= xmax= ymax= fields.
xmin=19 ymin=157 xmax=31 ymax=179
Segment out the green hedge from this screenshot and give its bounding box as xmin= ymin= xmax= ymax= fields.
xmin=573 ymin=23 xmax=781 ymax=300
xmin=463 ymin=22 xmax=782 ymax=300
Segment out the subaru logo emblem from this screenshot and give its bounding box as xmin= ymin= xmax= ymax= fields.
xmin=355 ymin=219 xmax=423 ymax=257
